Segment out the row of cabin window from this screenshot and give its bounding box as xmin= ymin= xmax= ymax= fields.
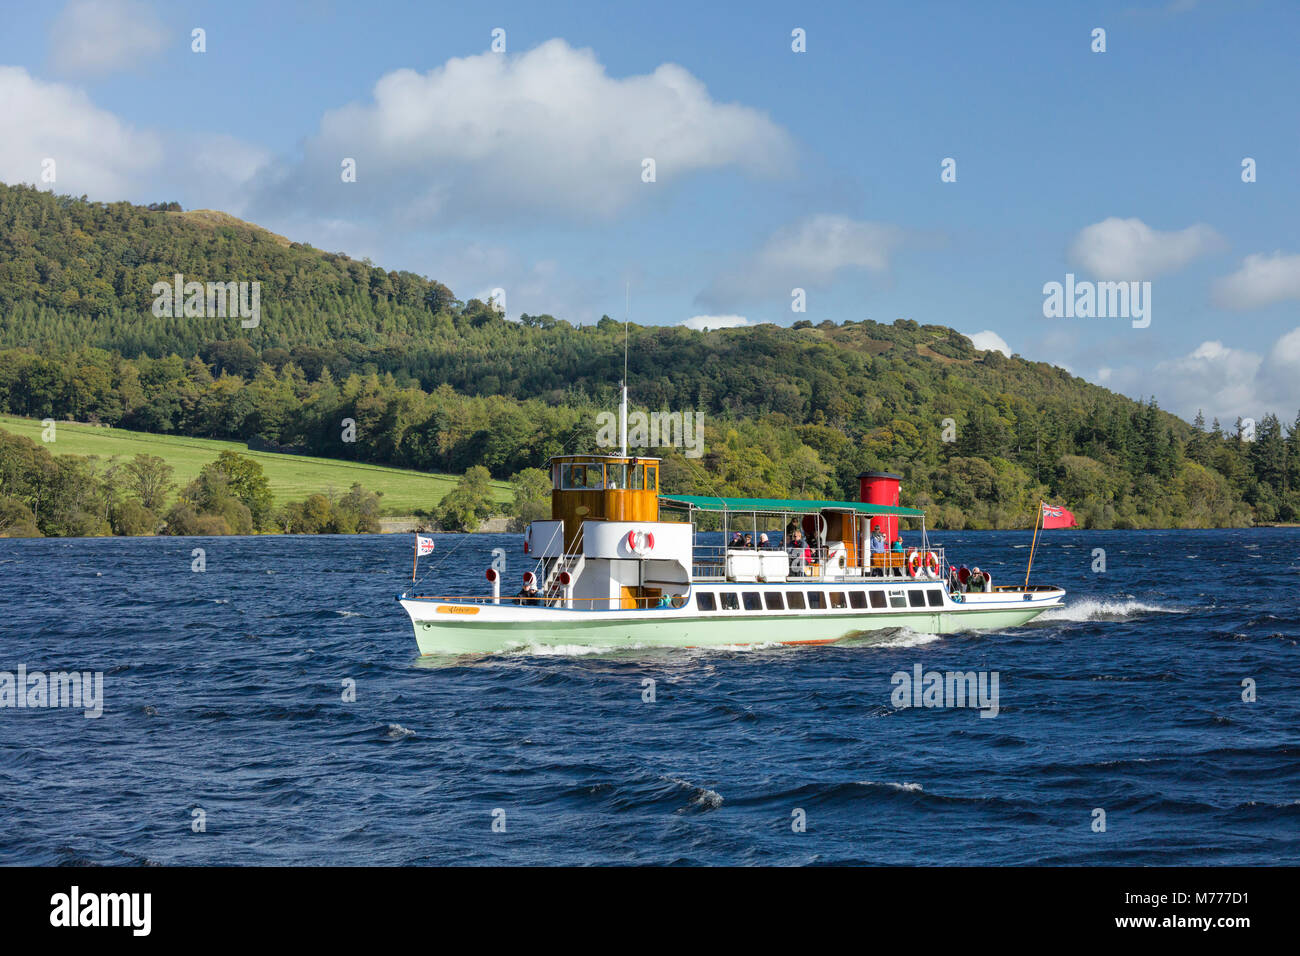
xmin=557 ymin=462 xmax=658 ymax=491
xmin=696 ymin=588 xmax=945 ymax=612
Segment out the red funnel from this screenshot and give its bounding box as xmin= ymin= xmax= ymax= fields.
xmin=858 ymin=471 xmax=902 ymax=542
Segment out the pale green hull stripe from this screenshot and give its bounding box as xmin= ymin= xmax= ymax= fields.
xmin=411 ymin=607 xmax=1047 ymax=655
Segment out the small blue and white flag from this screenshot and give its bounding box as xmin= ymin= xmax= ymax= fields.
xmin=416 ymin=535 xmax=435 ymax=556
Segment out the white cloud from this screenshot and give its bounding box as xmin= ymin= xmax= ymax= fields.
xmin=1211 ymin=251 xmax=1300 ymax=310
xmin=699 ymin=214 xmax=903 ymax=308
xmin=0 ymin=65 xmax=162 ymax=197
xmin=965 ymin=330 xmax=1011 ymax=356
xmin=1067 ymin=217 xmax=1223 ymax=279
xmin=0 ymin=65 xmax=267 ymax=212
xmin=248 ymin=39 xmax=795 ymax=225
xmin=49 ymin=0 xmax=169 ymax=76
xmin=682 ymin=314 xmax=748 ymax=330
xmin=1092 ymin=328 xmax=1300 ymax=423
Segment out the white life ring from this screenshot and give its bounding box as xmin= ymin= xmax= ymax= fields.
xmin=924 ymin=551 xmax=941 ymax=578
xmin=906 ymin=548 xmax=922 ymax=578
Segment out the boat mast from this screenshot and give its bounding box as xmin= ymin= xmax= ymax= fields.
xmin=621 ymin=281 xmax=629 ymax=457
xmin=619 ymin=382 xmax=627 ymax=457
xmin=1023 ymin=498 xmax=1043 ymax=588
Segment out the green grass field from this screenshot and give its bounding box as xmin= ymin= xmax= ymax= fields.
xmin=0 ymin=416 xmax=512 ymax=514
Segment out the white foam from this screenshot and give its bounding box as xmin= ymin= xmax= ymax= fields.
xmin=861 ymin=628 xmax=943 ymax=649
xmin=501 ymin=641 xmax=647 ymax=657
xmin=1038 ymin=598 xmax=1186 ymax=622
xmin=858 ymin=780 xmax=924 ymax=792
xmin=665 ymin=777 xmax=724 ymax=810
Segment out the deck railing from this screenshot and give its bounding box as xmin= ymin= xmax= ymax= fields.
xmin=691 ymin=544 xmax=948 ymax=582
xmin=407 ymin=593 xmax=687 ymax=610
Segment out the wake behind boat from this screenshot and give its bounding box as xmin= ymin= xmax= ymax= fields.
xmin=398 ymin=391 xmax=1066 ymax=655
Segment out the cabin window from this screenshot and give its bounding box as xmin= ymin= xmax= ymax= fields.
xmin=807 ymin=591 xmax=825 ymax=609
xmin=907 ymin=590 xmax=926 ymax=608
xmin=829 ymin=592 xmax=847 ymax=609
xmin=696 ymin=592 xmax=717 ymax=612
xmin=888 ymin=589 xmax=907 ymax=608
xmin=645 ymin=466 xmax=658 ymax=491
xmin=720 ymin=592 xmax=739 ymax=611
xmin=848 ymin=590 xmax=868 ymax=609
xmin=629 ymin=464 xmax=645 ymax=489
xmin=869 ymin=590 xmax=886 ymax=609
xmin=764 ymin=592 xmax=785 ymax=610
xmin=561 ymin=463 xmax=602 ymax=490
xmin=742 ymin=592 xmax=762 ymax=611
xmin=605 ymin=464 xmax=627 ymax=490
xmin=926 ymin=589 xmax=944 ymax=607
xmin=787 ymin=591 xmax=806 ymax=610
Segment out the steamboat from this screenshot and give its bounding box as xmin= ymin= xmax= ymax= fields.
xmin=398 ymin=390 xmax=1065 ymax=655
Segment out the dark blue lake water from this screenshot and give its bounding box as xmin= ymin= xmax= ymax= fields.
xmin=1 ymin=529 xmax=1296 ymax=865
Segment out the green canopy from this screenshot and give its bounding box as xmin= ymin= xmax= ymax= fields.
xmin=658 ymin=493 xmax=924 ymax=518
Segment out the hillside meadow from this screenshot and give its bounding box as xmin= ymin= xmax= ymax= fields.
xmin=0 ymin=416 xmax=511 ymax=514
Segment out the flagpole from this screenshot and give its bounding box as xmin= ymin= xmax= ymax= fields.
xmin=1024 ymin=499 xmax=1043 ymax=590
xmin=412 ymin=536 xmax=419 ymax=583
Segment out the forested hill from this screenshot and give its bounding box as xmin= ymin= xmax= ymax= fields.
xmin=1 ymin=181 xmax=1295 ymax=528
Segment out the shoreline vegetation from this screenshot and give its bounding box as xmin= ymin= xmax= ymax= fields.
xmin=0 ymin=425 xmax=538 ymax=538
xmin=2 ymin=183 xmax=1298 ymax=535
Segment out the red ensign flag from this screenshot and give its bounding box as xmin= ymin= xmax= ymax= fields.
xmin=1040 ymin=503 xmax=1077 ymax=529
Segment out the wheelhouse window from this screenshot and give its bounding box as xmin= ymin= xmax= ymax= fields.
xmin=926 ymin=589 xmax=944 ymax=607
xmin=764 ymin=592 xmax=785 ymax=610
xmin=645 ymin=465 xmax=658 ymax=491
xmin=807 ymin=591 xmax=825 ymax=609
xmin=869 ymin=590 xmax=886 ymax=609
xmin=720 ymin=592 xmax=739 ymax=611
xmin=697 ymin=592 xmax=717 ymax=612
xmin=787 ymin=591 xmax=806 ymax=610
xmin=742 ymin=592 xmax=763 ymax=611
xmin=849 ymin=590 xmax=868 ymax=609
xmin=605 ymin=463 xmax=627 ymax=489
xmin=829 ymin=592 xmax=847 ymax=609
xmin=560 ymin=463 xmax=603 ymax=490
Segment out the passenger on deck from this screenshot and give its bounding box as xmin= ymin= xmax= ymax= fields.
xmin=742 ymin=533 xmax=754 ymax=549
xmin=891 ymin=537 xmax=904 ymax=553
xmin=730 ymin=532 xmax=743 ymax=547
xmin=956 ymin=565 xmax=971 ymax=592
xmin=759 ymin=533 xmax=773 ymax=549
xmin=516 ymin=583 xmax=540 ymax=605
xmin=968 ymin=567 xmax=989 ymax=592
xmin=870 ymin=527 xmax=886 ymax=576
xmin=787 ymin=530 xmax=808 ymax=574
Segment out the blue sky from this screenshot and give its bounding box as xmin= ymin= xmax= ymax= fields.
xmin=2 ymin=0 xmax=1298 ymax=425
